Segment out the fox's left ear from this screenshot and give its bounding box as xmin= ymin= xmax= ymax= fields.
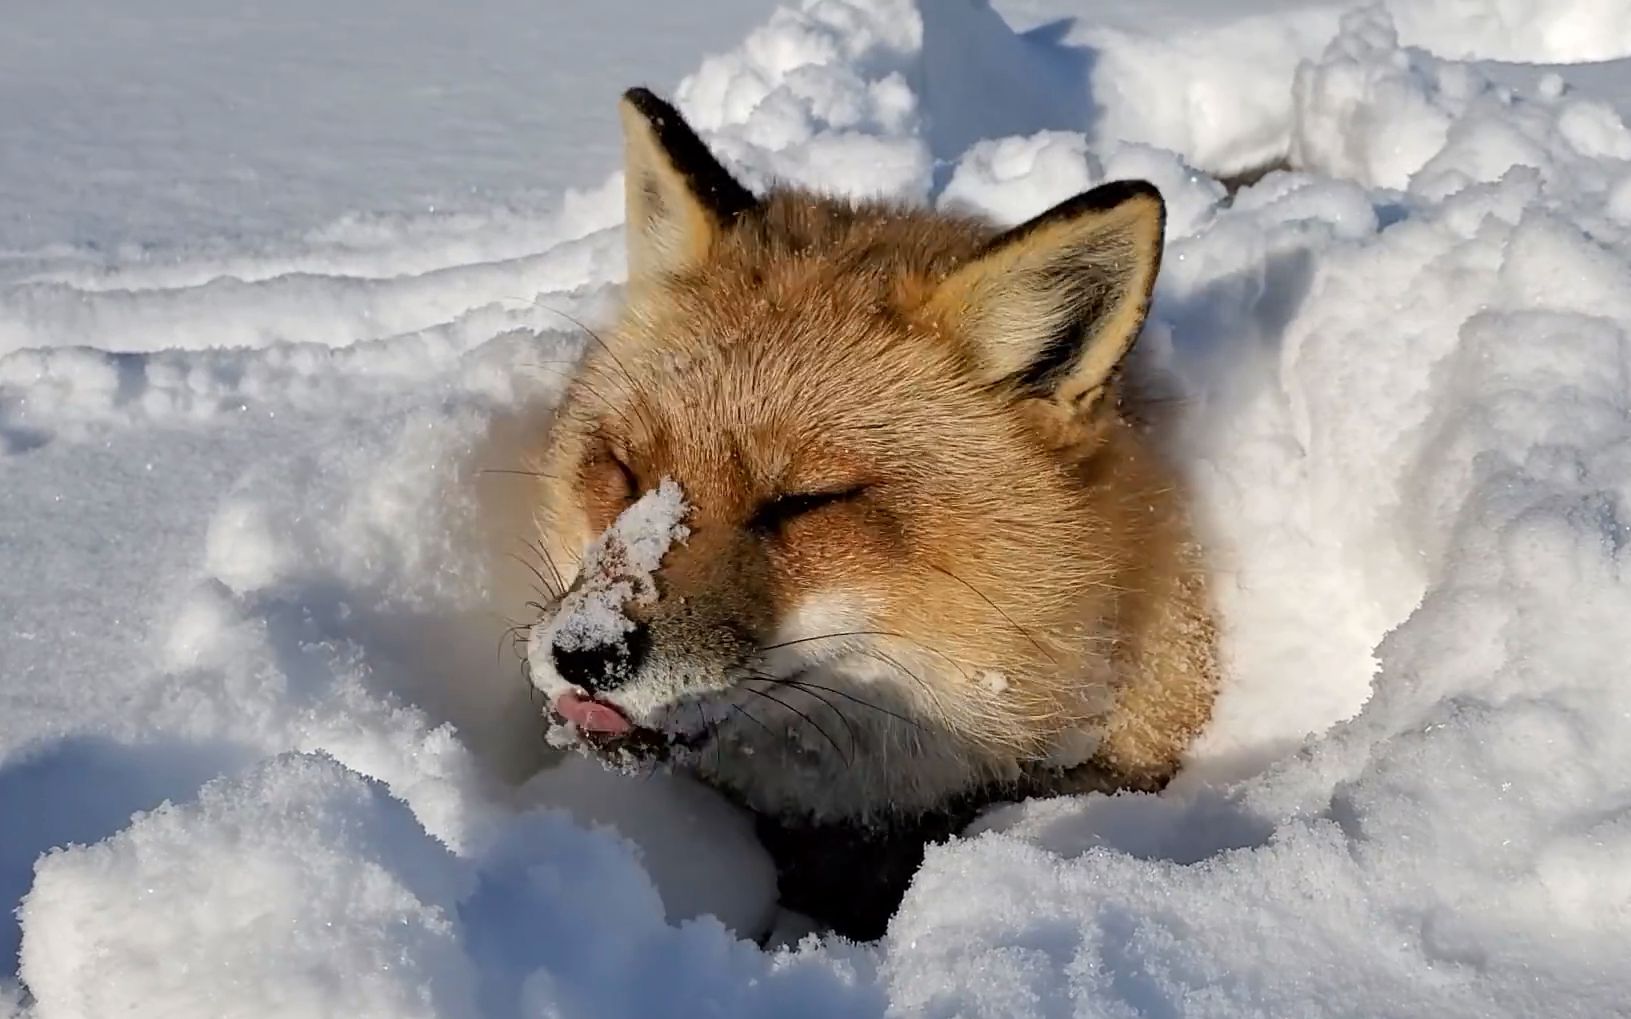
xmin=929 ymin=180 xmax=1165 ymax=417
xmin=619 ymin=88 xmax=758 ymax=286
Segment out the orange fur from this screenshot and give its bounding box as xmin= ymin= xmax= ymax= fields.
xmin=508 ymin=89 xmax=1217 ymax=822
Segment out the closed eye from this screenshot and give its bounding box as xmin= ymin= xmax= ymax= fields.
xmin=748 ymin=485 xmax=867 ymax=535
xmin=585 ymin=440 xmax=641 ymax=508
xmin=610 ymin=451 xmax=639 ymax=500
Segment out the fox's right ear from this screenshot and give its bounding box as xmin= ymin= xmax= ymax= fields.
xmin=619 ymin=88 xmax=757 ymax=285
xmin=927 ymin=180 xmax=1165 ymax=424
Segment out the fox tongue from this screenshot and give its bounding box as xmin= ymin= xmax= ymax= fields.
xmin=554 ymin=691 xmax=633 ymax=735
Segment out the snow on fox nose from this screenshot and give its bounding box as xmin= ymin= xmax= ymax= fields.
xmin=550 ymin=619 xmax=651 ymax=693
xmin=528 ymin=478 xmax=690 ymax=708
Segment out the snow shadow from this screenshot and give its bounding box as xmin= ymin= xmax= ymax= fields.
xmin=920 ymin=7 xmax=1100 ymax=183
xmin=252 ymin=577 xmax=553 ymax=784
xmin=1162 ymin=245 xmax=1319 ymax=367
xmin=0 ymin=387 xmax=52 ymax=455
xmin=975 ymin=783 xmax=1277 ymax=865
xmin=0 ymin=735 xmax=250 ymax=969
xmin=0 ymin=422 xmax=49 ymax=456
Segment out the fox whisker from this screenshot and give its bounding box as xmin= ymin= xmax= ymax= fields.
xmin=505 ymin=550 xmax=559 ymax=603
xmin=776 ymin=677 xmax=924 ymax=732
xmin=524 ymin=537 xmax=570 ymax=595
xmin=727 ymin=701 xmax=774 ymax=735
xmin=926 ymin=563 xmax=1056 ymax=663
xmin=748 ymin=677 xmax=859 ymax=756
xmin=740 ymin=686 xmax=851 ymax=767
xmin=756 ymin=629 xmax=974 ymax=681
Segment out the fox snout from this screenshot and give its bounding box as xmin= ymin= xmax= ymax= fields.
xmin=548 ymin=616 xmax=651 ymax=694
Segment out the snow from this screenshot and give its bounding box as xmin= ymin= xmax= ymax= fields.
xmin=0 ymin=0 xmax=773 ymax=258
xmin=19 ymin=755 xmax=479 ymax=1019
xmin=4 ymin=0 xmax=1631 ymax=1016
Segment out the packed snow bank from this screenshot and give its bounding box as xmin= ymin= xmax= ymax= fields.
xmin=5 ymin=0 xmax=1631 ymax=1015
xmin=1389 ymin=0 xmax=1631 ymax=64
xmin=898 ymin=13 xmax=1631 ymax=1013
xmin=994 ymin=0 xmax=1631 ymax=177
xmin=19 ymin=755 xmax=481 ymax=1018
xmin=1293 ymin=8 xmax=1631 ymax=193
xmin=19 ymin=754 xmax=800 ymax=1019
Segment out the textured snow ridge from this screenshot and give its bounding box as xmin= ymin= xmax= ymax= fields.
xmin=908 ymin=68 xmax=1631 ymax=1019
xmin=5 ymin=0 xmax=1631 ymax=1016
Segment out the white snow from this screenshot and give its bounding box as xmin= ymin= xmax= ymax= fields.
xmin=4 ymin=0 xmax=1631 ymax=1016
xmin=19 ymin=755 xmax=480 ymax=1019
xmin=0 ymin=0 xmax=773 ymax=259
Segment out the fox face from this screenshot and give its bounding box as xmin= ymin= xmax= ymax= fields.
xmin=522 ymin=89 xmax=1215 ymax=824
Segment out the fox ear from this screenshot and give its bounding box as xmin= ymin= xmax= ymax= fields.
xmin=619 ymin=88 xmax=757 ymax=285
xmin=930 ymin=180 xmax=1165 ymax=414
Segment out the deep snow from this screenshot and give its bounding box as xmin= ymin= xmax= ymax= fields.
xmin=4 ymin=0 xmax=1631 ymax=1017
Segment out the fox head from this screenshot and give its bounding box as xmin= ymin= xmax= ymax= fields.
xmin=525 ymin=88 xmax=1179 ymax=822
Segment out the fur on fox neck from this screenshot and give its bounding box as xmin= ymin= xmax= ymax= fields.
xmin=525 ymin=87 xmax=1217 ymax=824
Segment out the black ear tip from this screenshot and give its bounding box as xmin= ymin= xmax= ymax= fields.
xmin=616 ymin=85 xmax=759 ymax=224
xmin=1082 ymin=179 xmax=1164 ymax=215
xmin=979 ymin=178 xmax=1165 ymax=254
xmin=621 ymin=86 xmax=674 ymax=123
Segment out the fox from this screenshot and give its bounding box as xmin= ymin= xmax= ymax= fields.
xmin=510 ymin=88 xmax=1218 ymax=939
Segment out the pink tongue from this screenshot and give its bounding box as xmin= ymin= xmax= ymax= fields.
xmin=554 ymin=691 xmax=633 ymax=735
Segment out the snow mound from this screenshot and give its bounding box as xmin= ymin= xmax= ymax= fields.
xmin=20 ymin=755 xmax=479 ymax=1019
xmin=5 ymin=0 xmax=1631 ymax=1015
xmin=19 ymin=754 xmax=795 ymax=1017
xmin=1293 ymin=5 xmax=1631 ymax=194
xmin=905 ymin=28 xmax=1631 ymax=1018
xmin=675 ymin=0 xmax=932 ymax=200
xmin=1390 ymin=0 xmax=1631 ymax=64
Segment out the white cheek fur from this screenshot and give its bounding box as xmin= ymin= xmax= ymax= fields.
xmin=758 ymin=590 xmax=874 ymax=676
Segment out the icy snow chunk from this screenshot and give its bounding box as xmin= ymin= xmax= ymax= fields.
xmin=205 ymin=498 xmax=295 ymax=594
xmin=160 ymin=581 xmax=244 ymax=670
xmin=1290 ymin=7 xmax=1456 ymax=191
xmin=528 ymin=479 xmax=690 ymax=697
xmin=1293 ymin=6 xmax=1631 ymax=202
xmin=940 ymin=131 xmax=1102 ymax=224
xmin=940 ymin=131 xmax=1225 ymax=240
xmin=675 ymin=0 xmax=933 ymax=201
xmin=1609 ymin=173 xmax=1631 ymax=224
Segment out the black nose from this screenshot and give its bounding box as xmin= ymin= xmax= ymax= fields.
xmin=551 ymin=622 xmax=650 ymax=693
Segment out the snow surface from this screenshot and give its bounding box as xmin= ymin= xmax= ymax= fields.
xmin=4 ymin=0 xmax=1631 ymax=1016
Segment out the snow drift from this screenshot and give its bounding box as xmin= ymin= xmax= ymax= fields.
xmin=3 ymin=0 xmax=1630 ymax=1016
